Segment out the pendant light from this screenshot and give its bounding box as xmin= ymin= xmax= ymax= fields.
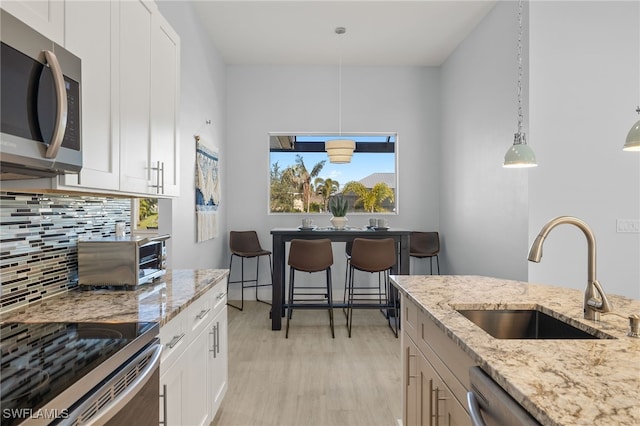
xmin=325 ymin=26 xmax=355 ymax=164
xmin=623 ymin=5 xmax=640 ymax=151
xmin=503 ymin=0 xmax=537 ymax=168
xmin=624 ymin=107 xmax=640 ymax=151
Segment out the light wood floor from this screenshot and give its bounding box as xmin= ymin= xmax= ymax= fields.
xmin=211 ymin=301 xmax=402 ymax=426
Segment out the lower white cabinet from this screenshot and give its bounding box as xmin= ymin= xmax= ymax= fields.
xmin=402 ymin=294 xmax=473 ymax=426
xmin=209 ymin=298 xmax=228 ymax=416
xmin=160 ymin=280 xmax=228 ymax=425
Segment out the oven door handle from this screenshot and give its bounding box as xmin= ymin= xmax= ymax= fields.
xmin=63 ymin=341 xmax=162 ymax=426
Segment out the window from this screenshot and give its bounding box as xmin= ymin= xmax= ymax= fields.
xmin=269 ymin=133 xmax=397 ymax=214
xmin=132 ymin=198 xmax=158 ymax=233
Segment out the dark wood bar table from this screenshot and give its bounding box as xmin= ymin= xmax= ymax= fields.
xmin=270 ymin=227 xmax=411 ymax=330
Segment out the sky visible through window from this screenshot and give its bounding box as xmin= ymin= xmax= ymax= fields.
xmin=270 ymin=151 xmax=394 ymax=186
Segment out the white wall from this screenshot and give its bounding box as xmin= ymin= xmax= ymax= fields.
xmin=528 ymin=1 xmax=640 ymax=299
xmin=156 ymin=1 xmax=228 ymax=269
xmin=440 ymin=1 xmax=530 ymax=281
xmin=226 ymin=66 xmax=441 ymax=299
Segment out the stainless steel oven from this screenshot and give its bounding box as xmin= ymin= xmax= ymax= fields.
xmin=0 ymin=322 xmax=160 ymax=426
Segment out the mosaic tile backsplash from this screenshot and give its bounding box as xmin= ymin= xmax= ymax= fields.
xmin=0 ymin=192 xmax=131 ymax=312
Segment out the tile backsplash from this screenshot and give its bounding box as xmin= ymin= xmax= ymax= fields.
xmin=0 ymin=192 xmax=131 ymax=312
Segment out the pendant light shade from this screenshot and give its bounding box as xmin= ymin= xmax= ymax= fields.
xmin=503 ymin=0 xmax=537 ymax=168
xmin=504 ymin=133 xmax=537 ymax=168
xmin=623 ymin=109 xmax=640 ymax=152
xmin=325 ymin=139 xmax=355 ymax=163
xmin=326 ymin=26 xmax=355 ymax=164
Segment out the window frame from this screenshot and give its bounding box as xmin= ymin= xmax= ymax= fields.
xmin=267 ymin=131 xmax=399 ymax=215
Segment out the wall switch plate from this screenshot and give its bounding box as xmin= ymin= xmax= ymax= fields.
xmin=616 ymin=219 xmax=640 ymax=233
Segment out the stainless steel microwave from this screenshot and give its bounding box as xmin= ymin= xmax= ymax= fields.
xmin=78 ymin=235 xmax=170 ymax=289
xmin=0 ymin=9 xmax=82 ymax=180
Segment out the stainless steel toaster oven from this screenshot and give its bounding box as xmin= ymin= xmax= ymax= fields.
xmin=78 ymin=234 xmax=170 ymax=288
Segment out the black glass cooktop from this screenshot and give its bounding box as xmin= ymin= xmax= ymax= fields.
xmin=0 ymin=321 xmax=157 ymax=426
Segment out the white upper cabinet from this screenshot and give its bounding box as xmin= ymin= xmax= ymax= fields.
xmin=150 ymin=11 xmax=180 ymax=197
xmin=0 ymin=0 xmax=64 ymax=45
xmin=118 ymin=0 xmax=154 ymax=194
xmin=62 ymin=1 xmax=120 ymax=191
xmin=59 ymin=0 xmax=180 ymax=197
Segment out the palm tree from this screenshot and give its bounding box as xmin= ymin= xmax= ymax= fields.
xmin=314 ymin=177 xmax=339 ymax=212
xmin=294 ymin=154 xmax=326 ymax=213
xmin=342 ymin=181 xmax=394 ymax=213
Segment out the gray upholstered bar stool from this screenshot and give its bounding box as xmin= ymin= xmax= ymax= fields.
xmin=227 ymin=230 xmax=273 ymax=311
xmin=346 ymin=237 xmax=398 ymax=338
xmin=410 ymin=231 xmax=440 ymax=274
xmin=286 ymin=238 xmax=335 ymax=338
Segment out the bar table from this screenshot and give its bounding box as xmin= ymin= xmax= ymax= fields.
xmin=270 ymin=227 xmax=411 ymax=330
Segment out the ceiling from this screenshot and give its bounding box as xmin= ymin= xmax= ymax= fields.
xmin=191 ymin=0 xmax=498 ymax=67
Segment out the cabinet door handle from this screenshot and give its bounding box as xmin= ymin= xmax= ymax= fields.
xmin=210 ymin=323 xmax=217 ymax=357
xmin=150 ymin=161 xmax=165 ymax=194
xmin=160 ymin=161 xmax=165 ymax=193
xmin=406 ymin=348 xmax=416 ymax=383
xmin=167 ymin=333 xmax=185 ymax=349
xmin=432 ymin=386 xmax=440 ymax=426
xmin=216 ymin=321 xmax=220 ymax=354
xmin=196 ymin=308 xmax=211 ymax=320
xmin=159 ymin=384 xmax=168 ymax=426
xmin=216 ymin=292 xmax=227 ymax=300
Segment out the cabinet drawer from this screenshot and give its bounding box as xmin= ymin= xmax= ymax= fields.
xmin=186 ymin=290 xmax=214 ymax=342
xmin=402 ymin=295 xmax=419 ymax=342
xmin=210 ymin=279 xmax=228 ymax=315
xmin=160 ymin=309 xmax=187 ymax=369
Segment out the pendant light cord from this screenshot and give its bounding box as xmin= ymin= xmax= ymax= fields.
xmin=516 ymin=0 xmax=524 ymax=135
xmin=339 ymin=55 xmax=343 ymax=136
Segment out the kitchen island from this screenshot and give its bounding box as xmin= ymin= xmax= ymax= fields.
xmin=0 ymin=269 xmax=228 ymax=324
xmin=391 ymin=275 xmax=640 ymax=426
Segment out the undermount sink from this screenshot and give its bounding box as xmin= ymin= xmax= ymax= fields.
xmin=456 ymin=308 xmax=614 ymax=340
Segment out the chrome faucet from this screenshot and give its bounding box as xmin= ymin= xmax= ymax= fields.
xmin=528 ymin=216 xmax=613 ymax=321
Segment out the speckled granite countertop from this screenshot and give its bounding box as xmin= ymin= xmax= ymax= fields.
xmin=0 ymin=269 xmax=229 ymax=325
xmin=390 ymin=275 xmax=640 ymax=426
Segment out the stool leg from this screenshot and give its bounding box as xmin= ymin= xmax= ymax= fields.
xmin=286 ymin=267 xmax=295 ymax=339
xmin=326 ymin=267 xmax=335 ymax=338
xmin=436 ymin=255 xmax=440 ymax=275
xmin=347 ymin=265 xmax=354 ymax=338
xmin=227 ymin=254 xmax=242 ymax=311
xmin=343 ymin=259 xmax=352 ymax=321
xmin=240 ymin=257 xmax=246 ymax=310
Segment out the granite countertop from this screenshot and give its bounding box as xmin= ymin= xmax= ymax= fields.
xmin=0 ymin=269 xmax=229 ymax=326
xmin=390 ymin=275 xmax=640 ymax=426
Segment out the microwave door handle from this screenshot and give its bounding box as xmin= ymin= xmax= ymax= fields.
xmin=43 ymin=50 xmax=68 ymax=159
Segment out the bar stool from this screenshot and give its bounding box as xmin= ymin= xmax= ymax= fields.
xmin=409 ymin=231 xmax=440 ymax=274
xmin=286 ymin=239 xmax=335 ymax=338
xmin=346 ymin=238 xmax=398 ymax=338
xmin=227 ymin=230 xmax=273 ymax=311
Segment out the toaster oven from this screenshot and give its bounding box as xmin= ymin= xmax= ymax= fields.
xmin=78 ymin=234 xmax=170 ymax=288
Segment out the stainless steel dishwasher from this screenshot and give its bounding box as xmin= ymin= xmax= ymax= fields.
xmin=467 ymin=366 xmax=541 ymax=426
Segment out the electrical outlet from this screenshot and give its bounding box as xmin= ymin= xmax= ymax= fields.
xmin=616 ymin=219 xmax=640 ymax=233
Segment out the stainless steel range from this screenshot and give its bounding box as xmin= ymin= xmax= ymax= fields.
xmin=0 ymin=321 xmax=160 ymax=426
